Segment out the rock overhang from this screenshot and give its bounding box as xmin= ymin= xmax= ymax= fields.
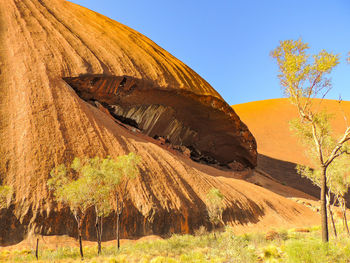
xmin=64 ymin=74 xmax=257 ymax=170
xmin=0 ymin=0 xmax=262 ymax=244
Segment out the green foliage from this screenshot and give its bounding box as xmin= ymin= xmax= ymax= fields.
xmin=272 ymin=39 xmax=347 ymax=172
xmin=326 ymin=154 xmax=350 ymax=197
xmin=207 ymin=188 xmax=224 ymax=203
xmin=272 ymin=39 xmax=346 ymax=173
xmin=122 ymin=229 xmax=257 ymax=263
xmin=260 ymin=245 xmax=282 ymax=261
xmin=5 ymin=225 xmax=350 ymax=262
xmin=289 ymin=111 xmax=335 ymax=158
xmin=296 ymin=164 xmax=320 ymax=187
xmin=206 ymin=188 xmax=224 ymax=226
xmin=48 ymin=153 xmax=140 ymax=218
xmin=272 ymin=39 xmax=350 ymax=242
xmin=285 ymin=239 xmax=328 ymax=263
xmin=284 ymin=238 xmax=350 ymax=263
xmin=271 ymin=39 xmax=339 ymax=107
xmin=71 ymin=156 xmax=115 ymax=218
xmin=296 ymin=149 xmax=350 ymax=198
xmin=0 ymin=185 xmax=13 ymax=209
xmin=47 ymin=164 xmax=92 ymax=215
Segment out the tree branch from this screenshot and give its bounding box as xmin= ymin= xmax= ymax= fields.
xmin=311 ymin=122 xmax=325 ymax=165
xmin=325 ymin=127 xmax=350 ymax=167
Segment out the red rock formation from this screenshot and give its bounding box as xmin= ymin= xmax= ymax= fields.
xmin=0 ymin=0 xmax=317 ymax=245
xmin=64 ymin=75 xmax=256 ymax=168
xmin=233 ymin=98 xmax=350 ymax=166
xmin=233 ymin=98 xmax=350 ymax=200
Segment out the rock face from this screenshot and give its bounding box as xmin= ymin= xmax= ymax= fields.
xmin=64 ymin=75 xmax=256 ymax=168
xmin=233 ymin=98 xmax=350 ymax=166
xmin=233 ymin=98 xmax=350 ymax=201
xmin=0 ymin=0 xmax=317 ymax=245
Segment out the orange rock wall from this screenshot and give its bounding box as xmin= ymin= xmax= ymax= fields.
xmin=0 ymin=0 xmax=317 ymax=245
xmin=233 ymin=98 xmax=350 ymax=166
xmin=64 ymin=75 xmax=257 ymax=168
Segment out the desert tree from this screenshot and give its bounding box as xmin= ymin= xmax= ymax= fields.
xmin=271 ymin=39 xmax=350 ymax=242
xmin=107 ymin=153 xmax=140 ymax=250
xmin=71 ymin=156 xmax=113 ymax=255
xmin=50 ymin=153 xmax=140 ymax=255
xmin=327 ymin=156 xmax=350 ymax=236
xmin=47 ymin=164 xmax=92 ymax=260
xmin=293 ymin=112 xmax=337 ymax=238
xmin=70 ymin=153 xmax=140 ymax=253
xmin=297 ymin=152 xmax=350 ymax=238
xmin=206 ymin=188 xmax=224 ymax=232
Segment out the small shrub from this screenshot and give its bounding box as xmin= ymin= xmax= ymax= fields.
xmin=206 ymin=188 xmax=224 ymax=228
xmin=278 ymin=230 xmax=289 ymax=241
xmin=265 ymin=230 xmax=279 ymax=241
xmin=260 ymin=245 xmax=282 ymax=261
xmin=194 ymin=226 xmax=208 ymax=236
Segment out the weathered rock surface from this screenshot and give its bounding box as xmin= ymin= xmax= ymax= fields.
xmin=233 ymin=98 xmax=350 ymax=166
xmin=0 ymin=0 xmax=317 ymax=245
xmin=233 ymin=98 xmax=350 ymax=199
xmin=64 ymin=75 xmax=256 ymax=168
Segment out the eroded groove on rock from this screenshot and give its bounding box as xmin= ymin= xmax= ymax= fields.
xmin=64 ymin=75 xmax=257 ymax=170
xmin=0 ymin=0 xmax=319 ymax=246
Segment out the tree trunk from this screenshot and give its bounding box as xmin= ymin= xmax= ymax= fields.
xmin=321 ymin=167 xmax=329 ymax=242
xmin=117 ymin=211 xmax=121 ymax=250
xmin=78 ymin=221 xmax=84 ymax=260
xmin=95 ymin=215 xmax=102 ymax=255
xmin=74 ymin=212 xmax=84 ymax=260
xmin=341 ymin=197 xmax=350 ymax=236
xmin=79 ymin=234 xmax=83 ymax=260
xmin=35 ymin=237 xmax=39 ymax=260
xmin=327 ymin=194 xmax=337 ymax=238
xmin=116 ymin=196 xmax=123 ymax=250
xmin=100 ymin=217 xmax=103 ymax=253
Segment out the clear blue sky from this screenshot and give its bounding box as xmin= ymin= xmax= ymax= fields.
xmin=70 ymin=0 xmax=350 ymax=105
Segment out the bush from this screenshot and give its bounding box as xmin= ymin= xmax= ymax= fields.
xmin=284 ymin=238 xmax=350 ymax=263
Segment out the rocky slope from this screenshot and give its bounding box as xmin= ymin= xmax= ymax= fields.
xmin=0 ymin=0 xmax=317 ymax=245
xmin=233 ymin=98 xmax=350 ymax=199
xmin=233 ymin=98 xmax=350 ymax=166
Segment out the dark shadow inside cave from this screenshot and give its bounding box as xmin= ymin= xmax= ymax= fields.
xmin=63 ymin=74 xmax=257 ymax=171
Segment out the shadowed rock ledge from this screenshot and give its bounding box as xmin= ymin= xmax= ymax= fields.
xmin=0 ymin=0 xmax=318 ymax=245
xmin=64 ymin=75 xmax=257 ymax=169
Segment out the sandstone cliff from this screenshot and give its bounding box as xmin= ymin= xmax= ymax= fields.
xmin=0 ymin=0 xmax=317 ymax=245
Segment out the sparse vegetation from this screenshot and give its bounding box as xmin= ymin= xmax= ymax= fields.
xmin=70 ymin=153 xmax=140 ymax=253
xmin=108 ymin=153 xmax=140 ymax=250
xmin=47 ymin=163 xmax=92 ymax=260
xmin=47 ymin=153 xmax=140 ymax=258
xmin=271 ymin=39 xmax=350 ymax=242
xmin=2 ymin=223 xmax=350 ymax=262
xmin=206 ymin=188 xmax=224 ymax=230
xmin=0 ymin=185 xmax=13 ymax=209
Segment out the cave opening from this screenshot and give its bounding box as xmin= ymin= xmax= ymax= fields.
xmin=63 ymin=74 xmax=257 ymax=170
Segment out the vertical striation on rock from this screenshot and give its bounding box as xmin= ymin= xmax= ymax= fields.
xmin=0 ymin=0 xmax=318 ymax=245
xmin=64 ymin=75 xmax=257 ymax=168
